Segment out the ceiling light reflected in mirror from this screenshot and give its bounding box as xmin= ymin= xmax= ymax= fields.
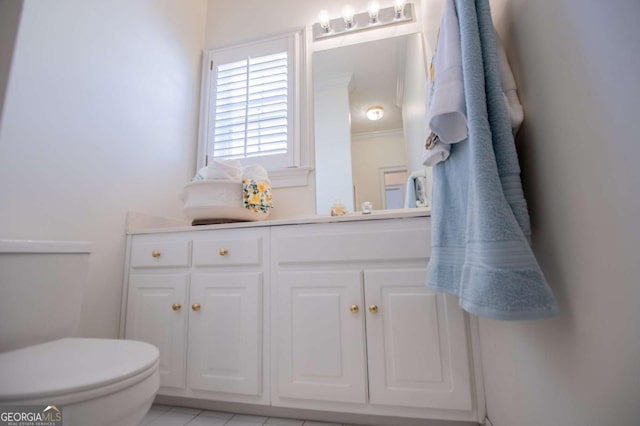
xmin=366 ymin=106 xmax=384 ymax=121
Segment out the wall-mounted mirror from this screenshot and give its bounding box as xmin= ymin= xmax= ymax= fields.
xmin=313 ymin=33 xmax=428 ymax=215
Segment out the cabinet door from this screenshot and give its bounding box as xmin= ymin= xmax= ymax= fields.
xmin=364 ymin=269 xmax=473 ymax=410
xmin=188 ymin=272 xmax=262 ymax=395
xmin=275 ymin=271 xmax=367 ymax=403
xmin=125 ymin=274 xmax=188 ymax=389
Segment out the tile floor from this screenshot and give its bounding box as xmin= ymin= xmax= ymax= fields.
xmin=141 ymin=405 xmax=362 ymax=426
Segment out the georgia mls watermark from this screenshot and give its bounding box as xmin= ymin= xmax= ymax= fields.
xmin=0 ymin=405 xmax=62 ymax=426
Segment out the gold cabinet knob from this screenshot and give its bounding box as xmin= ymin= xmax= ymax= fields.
xmin=192 ymin=303 xmax=201 ymax=312
xmin=172 ymin=303 xmax=182 ymax=311
xmin=369 ymin=304 xmax=379 ymax=314
xmin=218 ymin=248 xmax=228 ymax=256
xmin=151 ymin=250 xmax=161 ymax=258
xmin=350 ymin=304 xmax=359 ymax=314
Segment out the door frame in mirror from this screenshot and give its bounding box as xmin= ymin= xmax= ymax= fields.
xmin=379 ymin=166 xmax=409 ymax=210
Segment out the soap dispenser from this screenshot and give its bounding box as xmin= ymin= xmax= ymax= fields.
xmin=330 ymin=199 xmax=346 ymax=216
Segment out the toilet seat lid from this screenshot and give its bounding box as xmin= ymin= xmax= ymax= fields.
xmin=0 ymin=338 xmax=159 ymax=402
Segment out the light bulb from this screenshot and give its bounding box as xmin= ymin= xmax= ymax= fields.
xmin=342 ymin=4 xmax=355 ymax=29
xmin=366 ymin=106 xmax=384 ymax=121
xmin=318 ymin=10 xmax=331 ymax=32
xmin=368 ymin=1 xmax=380 ymax=24
xmin=394 ymin=0 xmax=407 ymax=18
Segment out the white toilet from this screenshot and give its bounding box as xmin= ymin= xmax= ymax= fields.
xmin=0 ymin=239 xmax=159 ymax=426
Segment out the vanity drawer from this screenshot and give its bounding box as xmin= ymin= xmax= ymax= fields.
xmin=130 ymin=240 xmax=191 ymax=268
xmin=192 ymin=237 xmax=263 ymax=267
xmin=273 ymin=218 xmax=430 ymax=264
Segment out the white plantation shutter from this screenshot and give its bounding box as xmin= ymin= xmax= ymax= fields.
xmin=206 ymin=34 xmax=298 ymax=169
xmin=213 ymin=52 xmax=288 ymax=159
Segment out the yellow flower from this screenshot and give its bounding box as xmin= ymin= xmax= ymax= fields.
xmin=250 ymin=194 xmax=261 ymax=204
xmin=257 ymin=182 xmax=266 ymax=193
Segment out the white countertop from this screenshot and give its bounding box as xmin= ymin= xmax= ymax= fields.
xmin=126 ymin=208 xmax=431 ymax=235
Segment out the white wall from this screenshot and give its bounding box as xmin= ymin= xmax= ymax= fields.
xmin=314 ymin=79 xmax=354 ymax=214
xmin=478 ymin=1 xmax=640 ymax=425
xmin=205 ymin=0 xmax=383 ymax=48
xmin=0 ymin=0 xmax=207 ymax=338
xmin=401 ymin=32 xmax=430 ymax=204
xmin=401 ymin=33 xmax=428 ymax=175
xmin=351 ymin=130 xmax=407 ymax=210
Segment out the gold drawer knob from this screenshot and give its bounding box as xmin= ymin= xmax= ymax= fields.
xmin=369 ymin=304 xmax=379 ymax=314
xmin=172 ymin=303 xmax=182 ymax=311
xmin=192 ymin=303 xmax=201 ymax=312
xmin=151 ymin=250 xmax=161 ymax=258
xmin=350 ymin=304 xmax=359 ymax=314
xmin=218 ymin=248 xmax=228 ymax=256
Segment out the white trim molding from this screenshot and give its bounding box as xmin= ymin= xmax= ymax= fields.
xmin=269 ymin=166 xmax=313 ymax=188
xmin=351 ymin=128 xmax=404 ymax=142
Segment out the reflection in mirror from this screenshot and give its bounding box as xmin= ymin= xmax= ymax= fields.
xmin=380 ymin=167 xmax=409 ymax=209
xmin=313 ymin=33 xmax=428 ymax=214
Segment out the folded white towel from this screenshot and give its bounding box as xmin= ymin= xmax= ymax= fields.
xmin=242 ymin=164 xmax=270 ymax=183
xmin=206 ymin=159 xmax=242 ymax=180
xmin=192 ymin=159 xmax=242 ymax=181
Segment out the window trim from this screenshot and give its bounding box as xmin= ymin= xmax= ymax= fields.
xmin=197 ymin=29 xmax=310 ymax=188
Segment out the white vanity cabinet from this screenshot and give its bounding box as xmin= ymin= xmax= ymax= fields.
xmin=363 ymin=269 xmax=472 ymax=410
xmin=274 ymin=270 xmax=368 ymax=404
xmin=270 ymin=217 xmax=481 ymax=420
xmin=188 ymin=271 xmax=262 ymax=396
xmin=123 ymin=228 xmax=269 ymax=405
xmin=126 ymin=240 xmax=191 ymax=389
xmin=122 ymin=214 xmax=484 ymax=422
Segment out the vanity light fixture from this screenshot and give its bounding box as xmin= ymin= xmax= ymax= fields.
xmin=312 ymin=2 xmax=414 ymax=41
xmin=368 ymin=1 xmax=380 ymax=24
xmin=393 ymin=0 xmax=407 ymax=19
xmin=342 ymin=4 xmax=355 ymax=29
xmin=318 ymin=10 xmax=331 ymax=33
xmin=366 ymin=106 xmax=384 ymax=121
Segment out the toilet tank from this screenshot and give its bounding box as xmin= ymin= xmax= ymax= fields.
xmin=0 ymin=240 xmax=91 ymax=353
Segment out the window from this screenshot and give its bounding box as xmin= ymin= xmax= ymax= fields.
xmin=199 ymin=31 xmax=302 ymax=172
xmin=213 ymin=52 xmax=288 ymax=161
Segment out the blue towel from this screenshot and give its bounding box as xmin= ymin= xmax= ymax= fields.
xmin=426 ymin=0 xmax=559 ymax=320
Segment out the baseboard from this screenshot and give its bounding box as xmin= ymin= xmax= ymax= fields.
xmin=154 ymin=395 xmax=479 ymax=426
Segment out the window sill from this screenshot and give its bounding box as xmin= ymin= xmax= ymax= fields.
xmin=269 ymin=166 xmax=313 ymax=188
